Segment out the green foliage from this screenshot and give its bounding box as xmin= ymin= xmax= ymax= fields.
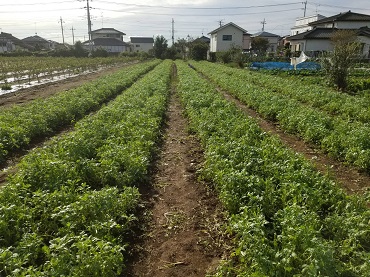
xmin=321 ymin=30 xmax=361 ymax=91
xmin=153 ymin=35 xmax=168 ymax=59
xmin=251 ymin=37 xmax=269 ymax=55
xmin=0 ymin=60 xmax=160 ymax=164
xmin=0 ymin=60 xmax=172 ymax=275
xmin=189 ymin=42 xmax=208 ymax=61
xmin=176 ymin=60 xmax=370 ymax=276
xmin=193 ymin=61 xmax=370 ymax=172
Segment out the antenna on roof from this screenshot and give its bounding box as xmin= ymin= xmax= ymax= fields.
xmin=261 ymin=18 xmax=266 ymax=31
xmin=217 ymin=20 xmax=224 ymax=27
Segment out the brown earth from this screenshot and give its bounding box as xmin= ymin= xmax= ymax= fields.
xmin=0 ymin=62 xmax=369 ymax=275
xmin=219 ymin=89 xmax=370 ymax=195
xmin=128 ymin=68 xmax=228 ymax=276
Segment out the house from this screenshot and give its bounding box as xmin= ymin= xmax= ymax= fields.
xmin=22 ymin=35 xmax=52 ymax=50
xmin=83 ymin=38 xmax=131 ymax=53
xmin=288 ymin=11 xmax=370 ymax=57
xmin=291 ymin=14 xmax=326 ymax=36
xmin=130 ymin=37 xmax=154 ymax=53
xmin=251 ymin=31 xmax=280 ymax=52
xmin=0 ymin=32 xmax=33 ymax=52
xmin=84 ymin=28 xmax=129 ymax=54
xmin=193 ymin=35 xmax=210 ymax=45
xmin=91 ymin=28 xmax=126 ymax=41
xmin=208 ymin=22 xmax=250 ymax=52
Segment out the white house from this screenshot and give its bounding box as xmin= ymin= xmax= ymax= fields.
xmin=130 ymin=37 xmax=154 ymax=53
xmin=288 ymin=11 xmax=370 ymax=58
xmin=91 ymin=28 xmax=126 ymax=41
xmin=291 ymin=14 xmax=326 ymax=36
xmin=251 ymin=31 xmax=280 ymax=52
xmin=83 ymin=38 xmax=131 ymax=53
xmin=208 ymin=22 xmax=250 ymax=52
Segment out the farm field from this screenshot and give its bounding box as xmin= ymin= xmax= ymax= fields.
xmin=0 ymin=56 xmax=137 ymax=94
xmin=0 ymin=58 xmax=369 ymax=276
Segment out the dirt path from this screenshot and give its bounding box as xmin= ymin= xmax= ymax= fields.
xmin=129 ymin=68 xmax=226 ymax=276
xmin=219 ymin=89 xmax=370 ymax=195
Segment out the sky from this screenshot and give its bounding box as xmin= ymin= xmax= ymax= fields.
xmin=1 ymin=0 xmax=370 ymax=45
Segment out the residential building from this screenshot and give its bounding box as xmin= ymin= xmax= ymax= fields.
xmin=291 ymin=14 xmax=326 ymax=36
xmin=22 ymin=35 xmax=53 ymax=50
xmin=0 ymin=32 xmax=33 ymax=52
xmin=91 ymin=28 xmax=126 ymax=41
xmin=83 ymin=38 xmax=131 ymax=53
xmin=208 ymin=22 xmax=250 ymax=52
xmin=251 ymin=31 xmax=280 ymax=52
xmin=130 ymin=37 xmax=154 ymax=53
xmin=288 ymin=11 xmax=370 ymax=58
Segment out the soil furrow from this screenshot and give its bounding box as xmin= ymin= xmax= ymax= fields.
xmin=218 ymin=88 xmax=370 ymax=195
xmin=130 ymin=66 xmax=225 ymax=276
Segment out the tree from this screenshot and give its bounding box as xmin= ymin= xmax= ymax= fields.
xmin=251 ymin=37 xmax=269 ymax=55
xmin=321 ymin=30 xmax=361 ymax=91
xmin=189 ymin=42 xmax=208 ymax=61
xmin=153 ymin=35 xmax=168 ymax=59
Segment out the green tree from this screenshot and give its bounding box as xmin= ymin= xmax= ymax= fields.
xmin=251 ymin=37 xmax=269 ymax=55
xmin=322 ymin=30 xmax=361 ymax=91
xmin=153 ymin=35 xmax=168 ymax=59
xmin=73 ymin=41 xmax=88 ymax=57
xmin=189 ymin=42 xmax=208 ymax=61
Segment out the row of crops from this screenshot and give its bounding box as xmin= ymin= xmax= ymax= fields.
xmin=192 ymin=61 xmax=370 ymax=172
xmin=0 ymin=59 xmax=160 ymax=164
xmin=0 ymin=56 xmax=136 ymax=91
xmin=0 ymin=60 xmax=172 ymax=275
xmin=176 ymin=61 xmax=369 ymax=276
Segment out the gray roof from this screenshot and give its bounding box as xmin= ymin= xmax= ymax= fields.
xmin=193 ymin=36 xmax=210 ymax=43
xmin=22 ymin=35 xmax=49 ymax=43
xmin=288 ymin=26 xmax=370 ymax=40
xmin=208 ymin=22 xmax=248 ymax=35
xmin=91 ymin=28 xmax=126 ymax=35
xmin=252 ymin=31 xmax=280 ymax=38
xmin=130 ymin=37 xmax=154 ymax=43
xmin=86 ymin=38 xmax=130 ymax=47
xmin=310 ymin=11 xmax=370 ymax=26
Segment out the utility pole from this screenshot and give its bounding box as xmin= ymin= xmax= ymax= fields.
xmin=59 ymin=16 xmax=65 ymax=44
xmin=303 ymin=0 xmax=307 ymax=17
xmin=171 ymin=18 xmax=175 ymax=45
xmin=79 ymin=0 xmax=93 ymax=53
xmin=71 ymin=26 xmax=75 ymax=45
xmin=261 ymin=18 xmax=266 ymax=31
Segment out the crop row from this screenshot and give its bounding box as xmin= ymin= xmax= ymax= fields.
xmin=192 ymin=61 xmax=370 ymax=172
xmin=0 ymin=56 xmax=136 ymax=85
xmin=176 ymin=60 xmax=370 ymax=276
xmin=203 ymin=61 xmax=370 ymax=123
xmin=0 ymin=60 xmax=172 ymax=275
xmin=0 ymin=60 xmax=160 ymax=164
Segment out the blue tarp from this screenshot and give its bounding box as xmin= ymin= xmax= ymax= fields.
xmin=250 ymin=61 xmax=321 ymax=70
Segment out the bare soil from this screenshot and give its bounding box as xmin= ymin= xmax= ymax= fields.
xmin=129 ymin=69 xmax=227 ymax=276
xmin=0 ymin=62 xmax=369 ymax=276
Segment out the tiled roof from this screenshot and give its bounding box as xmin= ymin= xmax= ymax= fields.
xmin=22 ymin=35 xmax=49 ymax=43
xmin=88 ymin=38 xmax=130 ymax=46
xmin=91 ymin=28 xmax=126 ymax=35
xmin=252 ymin=31 xmax=280 ymax=37
xmin=310 ymin=11 xmax=370 ymax=26
xmin=288 ymin=27 xmax=370 ymax=40
xmin=130 ymin=37 xmax=154 ymax=43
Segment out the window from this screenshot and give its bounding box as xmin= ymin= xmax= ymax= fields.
xmin=136 ymin=44 xmax=140 ymax=47
xmin=222 ymin=35 xmax=232 ymax=41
